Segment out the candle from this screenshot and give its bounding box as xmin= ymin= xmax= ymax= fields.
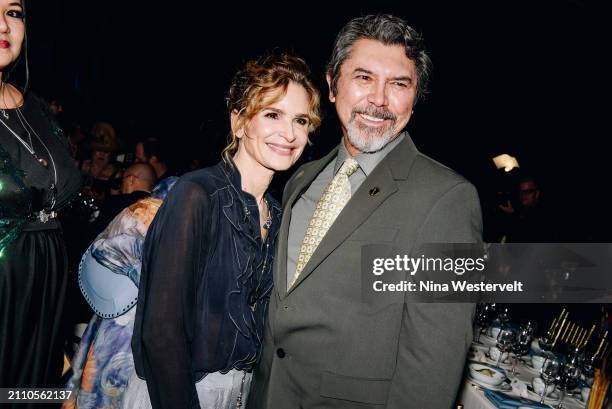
xmin=602 ymin=341 xmax=611 ymax=362
xmin=571 ymin=326 xmax=582 ymax=345
xmin=583 ymin=324 xmax=596 ymax=348
xmin=575 ymin=327 xmax=585 ymax=346
xmin=594 ymin=334 xmax=607 ymax=359
xmin=551 ymin=308 xmax=566 ymax=333
xmin=565 ymin=322 xmax=576 ymax=343
xmin=561 ymin=321 xmax=573 ymax=344
xmin=553 ymin=316 xmax=568 ymax=347
xmin=549 ymin=317 xmax=558 ymax=334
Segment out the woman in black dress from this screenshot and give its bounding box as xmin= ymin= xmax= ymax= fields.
xmin=0 ymin=0 xmax=82 ymax=394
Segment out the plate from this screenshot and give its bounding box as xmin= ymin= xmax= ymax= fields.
xmin=469 ymin=362 xmax=507 ymax=386
xmin=466 ymin=375 xmax=512 ymax=392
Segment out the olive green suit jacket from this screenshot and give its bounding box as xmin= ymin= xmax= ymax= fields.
xmin=248 ymin=134 xmax=482 ymax=409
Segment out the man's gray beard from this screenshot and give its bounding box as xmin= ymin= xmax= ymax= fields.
xmin=346 ymin=119 xmax=397 ymax=154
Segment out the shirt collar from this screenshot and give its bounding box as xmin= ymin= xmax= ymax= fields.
xmin=219 ymin=159 xmax=281 ymax=217
xmin=334 ymin=132 xmax=406 ymax=176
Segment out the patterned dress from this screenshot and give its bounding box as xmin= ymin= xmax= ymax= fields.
xmin=62 ymin=178 xmax=176 ymax=409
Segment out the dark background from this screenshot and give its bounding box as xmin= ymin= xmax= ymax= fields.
xmin=20 ymin=0 xmax=609 ymax=240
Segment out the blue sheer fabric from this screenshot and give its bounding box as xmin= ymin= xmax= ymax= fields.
xmin=132 ymin=161 xmax=281 ymax=409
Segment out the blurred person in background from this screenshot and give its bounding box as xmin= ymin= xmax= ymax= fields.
xmin=134 ymin=137 xmax=174 ymax=181
xmin=80 ymin=121 xmax=120 ymax=203
xmin=91 ymin=163 xmax=156 ymax=236
xmin=498 ymin=175 xmax=556 ymax=242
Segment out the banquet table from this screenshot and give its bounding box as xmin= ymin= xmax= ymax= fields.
xmin=457 ymin=335 xmax=589 ymax=409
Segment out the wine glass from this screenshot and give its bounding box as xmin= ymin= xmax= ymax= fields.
xmin=523 ymin=319 xmax=537 ymax=337
xmin=509 ymin=346 xmax=521 ymax=378
xmin=539 ymin=327 xmax=555 ymax=353
xmin=474 ymin=303 xmax=496 ymax=343
xmin=516 ymin=323 xmax=534 ymax=353
xmin=556 ymin=358 xmax=581 ymax=409
xmin=582 ymin=342 xmax=599 ymax=379
xmin=495 ymin=325 xmax=516 ymax=368
xmin=511 ymin=325 xmax=533 ymax=376
xmin=487 ymin=306 xmax=510 ymax=339
xmin=496 ymin=306 xmax=511 ymax=325
xmin=582 ymin=351 xmax=597 ymax=379
xmin=540 ymin=354 xmax=561 ymax=404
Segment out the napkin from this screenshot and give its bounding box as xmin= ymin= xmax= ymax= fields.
xmin=510 ymin=378 xmax=529 ymax=399
xmin=484 ymin=390 xmax=550 ymax=409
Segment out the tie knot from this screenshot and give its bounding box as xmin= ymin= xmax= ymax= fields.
xmin=338 ymin=157 xmax=359 ymax=177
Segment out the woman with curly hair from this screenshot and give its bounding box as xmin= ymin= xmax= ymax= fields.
xmin=130 ymin=53 xmax=321 ymax=409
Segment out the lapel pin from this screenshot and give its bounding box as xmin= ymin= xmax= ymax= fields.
xmin=369 ymin=186 xmax=380 ymax=196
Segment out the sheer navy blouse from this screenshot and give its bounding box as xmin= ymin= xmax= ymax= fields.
xmin=132 ymin=161 xmax=281 ymax=409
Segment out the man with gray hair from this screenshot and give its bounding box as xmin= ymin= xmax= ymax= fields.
xmin=249 ymin=14 xmax=482 ymax=409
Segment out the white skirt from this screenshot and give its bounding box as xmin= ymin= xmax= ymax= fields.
xmin=122 ymin=369 xmax=252 ymax=409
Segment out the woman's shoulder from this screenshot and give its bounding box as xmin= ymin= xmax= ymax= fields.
xmin=15 ymin=89 xmax=49 ymax=114
xmin=156 ymin=164 xmax=227 ymax=208
xmin=19 ymin=89 xmax=68 ymax=140
xmin=175 ymin=162 xmax=231 ymax=195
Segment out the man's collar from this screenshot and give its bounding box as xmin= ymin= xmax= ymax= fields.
xmin=334 ymin=132 xmax=406 ymax=176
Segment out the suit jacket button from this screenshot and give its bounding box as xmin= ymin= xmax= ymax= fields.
xmin=276 ymin=348 xmax=286 ymax=358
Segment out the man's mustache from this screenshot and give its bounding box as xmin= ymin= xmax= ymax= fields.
xmin=350 ymin=105 xmax=396 ymax=122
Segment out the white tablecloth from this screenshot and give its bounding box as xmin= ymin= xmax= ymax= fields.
xmin=458 ymin=379 xmax=585 ymax=409
xmin=457 ymin=337 xmax=587 ymax=409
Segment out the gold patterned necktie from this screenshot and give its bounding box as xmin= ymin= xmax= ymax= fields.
xmin=289 ymin=157 xmax=360 ymax=289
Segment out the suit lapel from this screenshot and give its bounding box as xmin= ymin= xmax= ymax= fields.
xmin=275 ymin=148 xmax=339 ymax=298
xmin=285 ymin=134 xmax=419 ymax=296
xmin=285 ymin=162 xmax=397 ymax=295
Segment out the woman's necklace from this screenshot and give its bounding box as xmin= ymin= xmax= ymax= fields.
xmin=0 ymin=114 xmax=36 ymax=155
xmin=223 ymin=165 xmax=272 ymax=232
xmin=260 ymin=197 xmax=272 ymax=230
xmin=0 ymin=81 xmax=9 ymax=120
xmin=0 ymin=89 xmax=59 ymax=210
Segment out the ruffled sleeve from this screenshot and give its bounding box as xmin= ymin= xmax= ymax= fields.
xmin=132 ymin=179 xmax=211 ymax=409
